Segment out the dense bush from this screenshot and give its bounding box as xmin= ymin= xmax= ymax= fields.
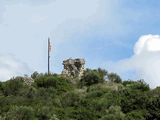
xmin=123 ymin=80 xmax=149 ymax=91
xmin=6 ymin=106 xmax=34 ymax=120
xmin=1 ymin=78 xmax=24 ymax=96
xmin=31 ymin=71 xmax=39 ymax=79
xmin=80 ymin=69 xmax=106 ymax=86
xmin=100 ymin=106 xmax=125 ymax=120
xmin=0 ymin=69 xmax=159 ymax=120
xmin=34 ymin=75 xmax=73 ymax=93
xmin=107 ymin=73 xmax=122 ymax=83
xmin=36 ymin=106 xmax=53 ymax=120
xmin=124 ymin=110 xmax=146 ymax=120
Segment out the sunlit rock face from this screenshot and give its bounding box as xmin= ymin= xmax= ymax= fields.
xmin=62 ymin=58 xmax=85 ymax=78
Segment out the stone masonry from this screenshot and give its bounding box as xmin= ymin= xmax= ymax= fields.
xmin=62 ymin=58 xmax=85 ymax=78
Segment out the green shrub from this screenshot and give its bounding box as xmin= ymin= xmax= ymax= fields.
xmin=123 ymin=80 xmax=136 ymax=86
xmin=146 ymin=96 xmax=160 ymax=119
xmin=60 ymin=91 xmax=80 ymax=107
xmin=36 ymin=106 xmax=52 ymax=120
xmin=31 ymin=71 xmax=39 ymax=79
xmin=1 ymin=78 xmax=24 ymax=96
xmin=107 ymin=73 xmax=122 ymax=83
xmin=124 ymin=110 xmax=145 ymax=120
xmin=6 ymin=106 xmax=34 ymax=120
xmin=97 ymin=68 xmax=108 ymax=80
xmin=0 ymin=70 xmax=157 ymax=120
xmin=34 ymin=75 xmax=73 ymax=93
xmin=86 ymin=89 xmax=110 ymax=98
xmin=123 ymin=80 xmax=149 ymax=91
xmin=22 ymin=87 xmax=37 ymax=98
xmin=100 ymin=106 xmax=125 ymax=120
xmin=121 ymin=88 xmax=149 ymax=113
xmin=81 ymin=69 xmax=105 ymax=86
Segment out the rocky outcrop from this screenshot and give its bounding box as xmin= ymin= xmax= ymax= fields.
xmin=62 ymin=58 xmax=85 ymax=78
xmin=16 ymin=76 xmax=34 ymax=85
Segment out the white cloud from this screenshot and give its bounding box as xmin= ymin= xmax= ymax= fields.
xmin=134 ymin=35 xmax=160 ymax=54
xmin=106 ymin=34 xmax=160 ymax=88
xmin=0 ymin=55 xmax=30 ymax=81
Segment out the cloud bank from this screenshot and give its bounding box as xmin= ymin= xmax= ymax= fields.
xmin=0 ymin=55 xmax=30 ymax=81
xmin=106 ymin=34 xmax=160 ymax=88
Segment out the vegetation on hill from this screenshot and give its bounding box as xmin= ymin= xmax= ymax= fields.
xmin=0 ymin=68 xmax=160 ymax=120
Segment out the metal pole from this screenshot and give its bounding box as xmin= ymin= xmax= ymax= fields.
xmin=48 ymin=37 xmax=50 ymax=75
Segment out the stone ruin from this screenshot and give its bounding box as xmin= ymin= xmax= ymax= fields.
xmin=62 ymin=58 xmax=85 ymax=78
xmin=15 ymin=76 xmax=34 ymax=86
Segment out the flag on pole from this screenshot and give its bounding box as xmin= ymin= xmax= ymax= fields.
xmin=48 ymin=37 xmax=51 ymax=75
xmin=49 ymin=42 xmax=51 ymax=52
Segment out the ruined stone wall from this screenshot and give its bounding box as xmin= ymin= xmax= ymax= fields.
xmin=62 ymin=58 xmax=85 ymax=78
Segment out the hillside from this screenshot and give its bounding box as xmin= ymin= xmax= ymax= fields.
xmin=0 ymin=68 xmax=159 ymax=120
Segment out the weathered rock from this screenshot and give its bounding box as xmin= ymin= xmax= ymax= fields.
xmin=16 ymin=76 xmax=34 ymax=85
xmin=62 ymin=58 xmax=85 ymax=78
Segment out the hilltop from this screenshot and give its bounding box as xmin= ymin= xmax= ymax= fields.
xmin=0 ymin=68 xmax=160 ymax=120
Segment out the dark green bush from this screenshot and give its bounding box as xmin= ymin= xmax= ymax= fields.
xmin=124 ymin=110 xmax=146 ymax=120
xmin=146 ymin=96 xmax=160 ymax=120
xmin=97 ymin=68 xmax=108 ymax=79
xmin=100 ymin=106 xmax=125 ymax=120
xmin=121 ymin=88 xmax=149 ymax=113
xmin=60 ymin=91 xmax=80 ymax=107
xmin=6 ymin=106 xmax=34 ymax=120
xmin=123 ymin=80 xmax=149 ymax=91
xmin=34 ymin=75 xmax=73 ymax=93
xmin=31 ymin=71 xmax=39 ymax=79
xmin=0 ymin=69 xmax=159 ymax=120
xmin=81 ymin=69 xmax=105 ymax=86
xmin=1 ymin=78 xmax=24 ymax=96
xmin=107 ymin=73 xmax=122 ymax=83
xmin=36 ymin=106 xmax=52 ymax=120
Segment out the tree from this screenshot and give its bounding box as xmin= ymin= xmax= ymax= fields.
xmin=1 ymin=78 xmax=24 ymax=96
xmin=34 ymin=75 xmax=73 ymax=93
xmin=108 ymin=73 xmax=122 ymax=83
xmin=100 ymin=106 xmax=125 ymax=120
xmin=31 ymin=71 xmax=39 ymax=79
xmin=97 ymin=68 xmax=108 ymax=80
xmin=6 ymin=106 xmax=34 ymax=120
xmin=81 ymin=69 xmax=105 ymax=86
xmin=124 ymin=110 xmax=146 ymax=120
xmin=36 ymin=106 xmax=52 ymax=120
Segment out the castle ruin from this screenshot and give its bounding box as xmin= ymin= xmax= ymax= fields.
xmin=62 ymin=58 xmax=85 ymax=78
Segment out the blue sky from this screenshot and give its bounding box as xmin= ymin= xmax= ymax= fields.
xmin=1 ymin=0 xmax=160 ymax=88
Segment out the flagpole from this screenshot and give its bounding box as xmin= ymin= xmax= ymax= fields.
xmin=48 ymin=37 xmax=50 ymax=75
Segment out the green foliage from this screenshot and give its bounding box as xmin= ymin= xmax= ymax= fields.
xmin=123 ymin=79 xmax=150 ymax=91
xmin=124 ymin=110 xmax=146 ymax=120
xmin=31 ymin=71 xmax=39 ymax=79
xmin=1 ymin=78 xmax=24 ymax=96
xmin=59 ymin=91 xmax=80 ymax=107
xmin=121 ymin=88 xmax=149 ymax=113
xmin=108 ymin=73 xmax=122 ymax=83
xmin=100 ymin=106 xmax=125 ymax=120
xmin=81 ymin=69 xmax=106 ymax=86
xmin=6 ymin=106 xmax=34 ymax=120
xmin=146 ymin=96 xmax=160 ymax=120
xmin=34 ymin=75 xmax=73 ymax=93
xmin=137 ymin=79 xmax=150 ymax=91
xmin=36 ymin=106 xmax=53 ymax=120
xmin=0 ymin=69 xmax=160 ymax=120
xmin=97 ymin=68 xmax=108 ymax=79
